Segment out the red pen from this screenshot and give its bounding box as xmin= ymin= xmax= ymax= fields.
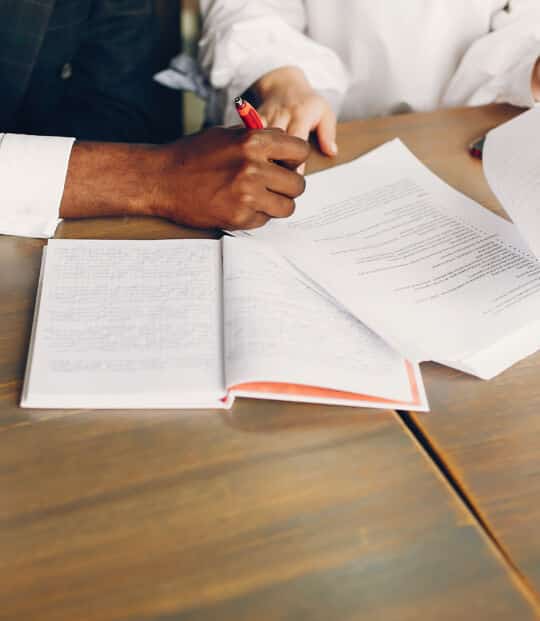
xmin=234 ymin=96 xmax=264 ymax=129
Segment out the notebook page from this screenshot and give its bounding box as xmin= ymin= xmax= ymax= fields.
xmin=222 ymin=236 xmax=419 ymax=404
xmin=484 ymin=106 xmax=540 ymax=258
xmin=22 ymin=239 xmax=225 ymax=408
xmin=241 ymin=139 xmax=540 ymax=371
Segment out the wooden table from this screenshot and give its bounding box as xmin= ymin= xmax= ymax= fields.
xmin=411 ymin=359 xmax=540 ymax=602
xmin=387 ymin=105 xmax=540 ymax=605
xmin=328 ymin=102 xmax=540 ymax=606
xmin=1 ymin=106 xmax=538 ymax=620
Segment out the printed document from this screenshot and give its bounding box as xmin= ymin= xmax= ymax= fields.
xmin=484 ymin=106 xmax=540 ymax=258
xmin=241 ymin=139 xmax=540 ymax=378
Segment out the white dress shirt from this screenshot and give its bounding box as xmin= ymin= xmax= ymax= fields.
xmin=199 ymin=0 xmax=540 ymax=125
xmin=0 ymin=133 xmax=74 ymax=238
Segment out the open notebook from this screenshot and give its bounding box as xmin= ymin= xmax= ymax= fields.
xmin=238 ymin=131 xmax=540 ymax=380
xmin=21 ymin=237 xmax=427 ymax=410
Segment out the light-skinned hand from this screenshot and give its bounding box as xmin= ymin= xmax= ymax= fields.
xmin=253 ymin=66 xmax=337 ymax=173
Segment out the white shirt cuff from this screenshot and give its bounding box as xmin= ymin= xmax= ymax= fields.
xmin=0 ymin=133 xmax=75 ymax=238
xmin=204 ymin=16 xmax=349 ymax=125
xmin=500 ymin=47 xmax=540 ymax=108
xmin=221 ymin=53 xmax=348 ymax=126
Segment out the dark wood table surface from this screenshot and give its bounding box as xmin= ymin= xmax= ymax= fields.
xmin=2 ymin=105 xmax=539 ymax=620
xmin=388 ymin=105 xmax=540 ymax=605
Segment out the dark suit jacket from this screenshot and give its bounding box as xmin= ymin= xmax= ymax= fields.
xmin=0 ymin=0 xmax=163 ymax=142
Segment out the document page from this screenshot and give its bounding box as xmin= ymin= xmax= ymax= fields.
xmin=22 ymin=239 xmax=225 ymax=408
xmin=222 ymin=236 xmax=424 ymax=407
xmin=242 ymin=140 xmax=540 ymax=369
xmin=484 ymin=107 xmax=540 ymax=258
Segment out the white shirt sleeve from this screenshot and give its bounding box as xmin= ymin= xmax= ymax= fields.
xmin=443 ymin=0 xmax=540 ymax=108
xmin=198 ymin=0 xmax=349 ymax=124
xmin=0 ymin=133 xmax=75 ymax=239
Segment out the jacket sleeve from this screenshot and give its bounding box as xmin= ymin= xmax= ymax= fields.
xmin=0 ymin=133 xmax=74 ymax=238
xmin=443 ymin=0 xmax=540 ymax=108
xmin=198 ymin=0 xmax=349 ymax=124
xmin=51 ymin=0 xmax=159 ymax=143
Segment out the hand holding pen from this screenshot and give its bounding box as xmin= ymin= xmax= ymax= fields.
xmin=235 ymin=96 xmax=310 ymax=174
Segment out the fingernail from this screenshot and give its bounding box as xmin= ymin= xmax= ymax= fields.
xmin=330 ymin=142 xmax=338 ymax=155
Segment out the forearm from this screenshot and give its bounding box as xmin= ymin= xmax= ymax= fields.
xmin=59 ymin=141 xmax=162 ymax=220
xmin=58 ymin=126 xmax=308 ymax=232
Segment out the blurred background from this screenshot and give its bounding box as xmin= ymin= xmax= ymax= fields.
xmin=155 ymin=0 xmax=205 ymax=137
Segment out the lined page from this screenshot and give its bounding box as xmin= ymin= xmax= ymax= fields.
xmin=222 ymin=236 xmax=417 ymax=404
xmin=22 ymin=239 xmax=225 ymax=408
xmin=241 ymin=139 xmax=540 ymax=370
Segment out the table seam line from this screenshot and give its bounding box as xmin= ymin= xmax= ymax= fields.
xmin=396 ymin=409 xmax=540 ymax=615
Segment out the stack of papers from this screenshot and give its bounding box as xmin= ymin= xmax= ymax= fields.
xmin=240 ymin=108 xmax=540 ymax=380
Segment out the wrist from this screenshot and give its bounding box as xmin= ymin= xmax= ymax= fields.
xmin=128 ymin=144 xmax=170 ymax=218
xmin=253 ymin=66 xmax=312 ymax=99
xmin=137 ymin=142 xmax=181 ymax=221
xmin=60 ymin=141 xmax=163 ymax=220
